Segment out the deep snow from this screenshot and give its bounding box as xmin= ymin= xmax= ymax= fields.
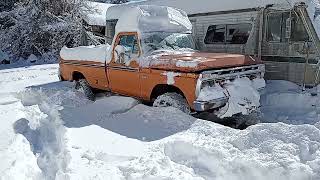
xmin=0 ymin=63 xmax=320 ymax=180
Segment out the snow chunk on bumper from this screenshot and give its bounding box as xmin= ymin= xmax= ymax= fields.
xmin=197 ymin=77 xmax=265 ymax=118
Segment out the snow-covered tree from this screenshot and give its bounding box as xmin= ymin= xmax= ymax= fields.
xmin=0 ymin=0 xmax=87 ymax=62
xmin=0 ymin=0 xmax=17 ymax=12
xmin=110 ymin=0 xmax=129 ymax=4
xmin=90 ymin=0 xmax=129 ymax=4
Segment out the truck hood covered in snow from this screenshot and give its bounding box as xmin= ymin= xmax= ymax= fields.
xmin=146 ymin=52 xmax=262 ymax=72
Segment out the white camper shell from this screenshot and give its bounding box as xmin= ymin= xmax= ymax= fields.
xmin=110 ymin=0 xmax=320 ymax=86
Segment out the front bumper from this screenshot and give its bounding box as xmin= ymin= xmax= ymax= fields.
xmin=193 ymin=97 xmax=228 ymax=112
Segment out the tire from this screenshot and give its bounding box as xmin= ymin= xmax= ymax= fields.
xmin=153 ymin=92 xmax=191 ymax=114
xmin=75 ymin=79 xmax=95 ymax=101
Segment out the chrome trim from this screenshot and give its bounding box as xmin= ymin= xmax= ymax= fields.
xmin=195 ymin=64 xmax=265 ymax=98
xmin=107 ymin=66 xmax=139 ymax=72
xmin=193 ymin=97 xmax=228 ymax=112
xmin=62 ymin=61 xmax=105 ymax=69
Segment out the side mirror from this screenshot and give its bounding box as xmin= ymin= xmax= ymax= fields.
xmin=115 ymin=45 xmax=126 ymax=63
xmin=285 ymin=17 xmax=292 ymax=39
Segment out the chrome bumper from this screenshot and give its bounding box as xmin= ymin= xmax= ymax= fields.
xmin=193 ymin=97 xmax=228 ymax=112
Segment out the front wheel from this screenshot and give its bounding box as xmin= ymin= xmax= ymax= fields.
xmin=153 ymin=92 xmax=191 ymax=114
xmin=75 ymin=79 xmax=95 ymax=101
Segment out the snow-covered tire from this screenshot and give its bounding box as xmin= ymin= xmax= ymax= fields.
xmin=75 ymin=79 xmax=95 ymax=101
xmin=153 ymin=92 xmax=191 ymax=114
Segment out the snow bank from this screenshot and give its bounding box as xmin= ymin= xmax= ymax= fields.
xmin=60 ymin=44 xmax=111 ymax=63
xmin=261 ymin=80 xmax=320 ymax=125
xmin=2 ymin=63 xmax=320 ymax=180
xmin=63 ymin=96 xmax=320 ymax=180
xmin=163 ymin=121 xmax=320 ymax=180
xmin=114 ymin=5 xmax=192 ymax=34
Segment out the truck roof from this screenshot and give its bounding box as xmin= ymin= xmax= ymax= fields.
xmin=113 ymin=5 xmax=192 ymax=34
xmin=110 ymin=0 xmax=311 ymax=16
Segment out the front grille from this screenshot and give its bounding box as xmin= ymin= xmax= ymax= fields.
xmin=201 ymin=65 xmax=264 ymax=82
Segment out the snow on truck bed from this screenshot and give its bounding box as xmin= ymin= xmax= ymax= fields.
xmin=60 ymin=44 xmax=111 ymax=63
xmin=1 ymin=63 xmax=320 ymax=179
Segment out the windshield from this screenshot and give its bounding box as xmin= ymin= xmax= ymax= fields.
xmin=142 ymin=32 xmax=196 ymax=55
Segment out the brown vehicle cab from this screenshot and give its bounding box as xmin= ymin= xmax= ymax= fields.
xmin=59 ymin=5 xmax=265 ymax=113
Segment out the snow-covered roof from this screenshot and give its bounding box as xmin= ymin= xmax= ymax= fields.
xmin=114 ymin=5 xmax=192 ymax=33
xmin=83 ymin=1 xmax=114 ymax=26
xmin=117 ymin=0 xmax=311 ymax=15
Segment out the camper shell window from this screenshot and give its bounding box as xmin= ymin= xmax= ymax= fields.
xmin=266 ymin=11 xmax=309 ymax=42
xmin=204 ymin=23 xmax=252 ymax=45
xmin=106 ymin=19 xmax=118 ymax=43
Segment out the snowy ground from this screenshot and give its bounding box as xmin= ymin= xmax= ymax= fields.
xmin=0 ymin=63 xmax=320 ymax=180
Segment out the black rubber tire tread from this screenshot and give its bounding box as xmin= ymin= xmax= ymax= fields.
xmin=153 ymin=92 xmax=191 ymax=114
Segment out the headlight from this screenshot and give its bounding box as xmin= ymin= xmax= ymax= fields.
xmin=201 ymin=80 xmax=215 ymax=89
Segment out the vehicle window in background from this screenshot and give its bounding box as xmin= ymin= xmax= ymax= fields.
xmin=226 ymin=23 xmax=252 ymax=44
xmin=291 ymin=13 xmax=309 ymax=41
xmin=204 ymin=25 xmax=225 ymax=44
xmin=204 ymin=24 xmax=252 ymax=44
xmin=267 ymin=13 xmax=283 ymax=42
xmin=267 ymin=11 xmax=309 ymax=42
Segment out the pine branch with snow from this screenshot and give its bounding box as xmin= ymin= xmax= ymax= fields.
xmin=0 ymin=0 xmax=88 ymax=62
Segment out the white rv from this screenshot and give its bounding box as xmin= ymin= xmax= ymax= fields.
xmin=109 ymin=0 xmax=320 ymax=86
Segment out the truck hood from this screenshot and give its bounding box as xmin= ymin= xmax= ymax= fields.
xmin=148 ymin=52 xmax=262 ymax=72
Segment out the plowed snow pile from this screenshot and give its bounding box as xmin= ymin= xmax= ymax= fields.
xmin=0 ymin=64 xmax=320 ymax=180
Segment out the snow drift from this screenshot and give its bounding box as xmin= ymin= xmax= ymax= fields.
xmin=1 ymin=63 xmax=320 ymax=180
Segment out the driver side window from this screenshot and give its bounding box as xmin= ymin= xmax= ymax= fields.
xmin=115 ymin=35 xmax=139 ymax=64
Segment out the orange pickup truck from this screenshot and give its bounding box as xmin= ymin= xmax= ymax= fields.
xmin=59 ymin=5 xmax=265 ymax=114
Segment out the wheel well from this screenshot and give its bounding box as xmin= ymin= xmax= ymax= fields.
xmin=150 ymin=84 xmax=185 ymax=101
xmin=72 ymin=71 xmax=85 ymax=81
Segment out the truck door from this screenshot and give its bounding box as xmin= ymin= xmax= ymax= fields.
xmin=107 ymin=33 xmax=141 ymax=97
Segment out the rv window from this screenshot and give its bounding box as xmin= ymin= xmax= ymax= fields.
xmin=267 ymin=13 xmax=283 ymax=42
xmin=204 ymin=24 xmax=252 ymax=44
xmin=106 ymin=20 xmax=117 ymax=40
xmin=291 ymin=13 xmax=309 ymax=42
xmin=226 ymin=24 xmax=252 ymax=44
xmin=204 ymin=25 xmax=225 ymax=44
